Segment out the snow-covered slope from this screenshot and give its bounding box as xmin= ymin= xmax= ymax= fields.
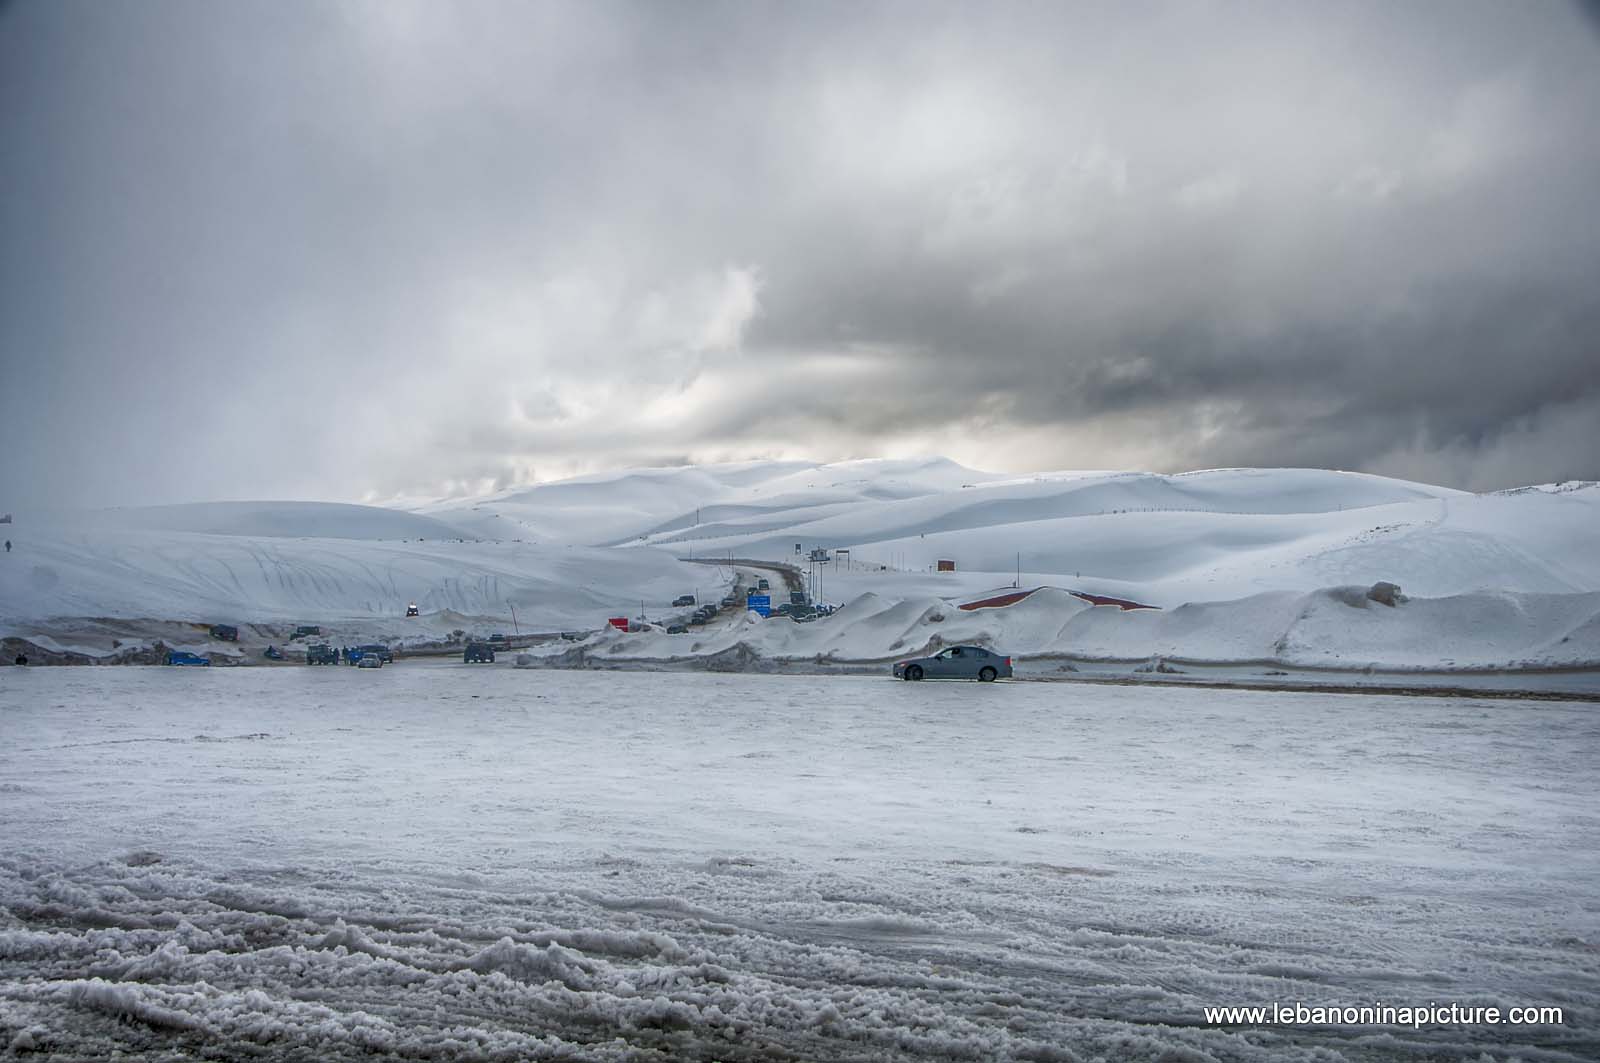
xmin=413 ymin=457 xmax=983 ymax=545
xmin=422 ymin=463 xmax=1600 ymax=604
xmin=0 ymin=526 xmax=723 ymax=630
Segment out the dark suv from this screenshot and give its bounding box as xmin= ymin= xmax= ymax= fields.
xmin=464 ymin=642 xmax=496 ymax=663
xmin=352 ymin=643 xmax=394 ymax=664
xmin=305 ymin=644 xmax=339 ymax=665
xmin=209 ymin=624 xmax=239 ymax=642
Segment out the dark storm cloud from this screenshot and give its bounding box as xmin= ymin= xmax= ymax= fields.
xmin=2 ymin=0 xmax=1597 ymax=509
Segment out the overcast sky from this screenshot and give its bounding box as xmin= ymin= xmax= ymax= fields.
xmin=3 ymin=0 xmax=1598 ymax=509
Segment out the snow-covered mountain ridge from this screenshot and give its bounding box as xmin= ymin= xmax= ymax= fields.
xmin=2 ymin=460 xmax=1596 ymax=679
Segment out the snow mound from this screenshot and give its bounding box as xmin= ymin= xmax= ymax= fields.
xmin=542 ymin=585 xmax=1600 ymax=673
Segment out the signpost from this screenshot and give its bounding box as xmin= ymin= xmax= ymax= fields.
xmin=746 ymin=594 xmax=771 ymax=617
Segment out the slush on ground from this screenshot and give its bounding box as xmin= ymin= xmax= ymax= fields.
xmin=1 ymin=667 xmax=1594 ymax=1060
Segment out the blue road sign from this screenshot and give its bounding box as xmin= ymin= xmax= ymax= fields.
xmin=746 ymin=594 xmax=771 ymax=617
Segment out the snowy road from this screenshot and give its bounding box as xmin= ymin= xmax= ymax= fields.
xmin=1 ymin=667 xmax=1596 ymax=1060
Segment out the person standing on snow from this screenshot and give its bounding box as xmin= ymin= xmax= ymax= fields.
xmin=4 ymin=540 xmax=10 ymax=553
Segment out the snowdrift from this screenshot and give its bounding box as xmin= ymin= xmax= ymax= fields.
xmin=549 ymin=586 xmax=1600 ymax=673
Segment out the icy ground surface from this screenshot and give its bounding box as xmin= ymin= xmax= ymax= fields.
xmin=1 ymin=667 xmax=1596 ymax=1061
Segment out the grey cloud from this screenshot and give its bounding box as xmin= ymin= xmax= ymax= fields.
xmin=2 ymin=0 xmax=1597 ymax=509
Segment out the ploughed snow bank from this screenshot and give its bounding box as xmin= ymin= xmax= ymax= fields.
xmin=537 ymin=586 xmax=1600 ymax=673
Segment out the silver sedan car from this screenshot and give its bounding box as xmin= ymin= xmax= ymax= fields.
xmin=893 ymin=645 xmax=1013 ymax=682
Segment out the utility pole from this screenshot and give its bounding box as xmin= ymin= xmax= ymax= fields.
xmin=509 ymin=603 xmax=520 ymax=635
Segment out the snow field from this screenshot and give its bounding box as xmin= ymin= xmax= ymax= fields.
xmin=1 ymin=667 xmax=1596 ymax=1059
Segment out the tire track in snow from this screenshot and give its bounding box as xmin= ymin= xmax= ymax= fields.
xmin=2 ymin=854 xmax=1593 ymax=1061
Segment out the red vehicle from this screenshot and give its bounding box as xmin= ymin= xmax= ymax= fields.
xmin=607 ymin=617 xmax=630 ymax=631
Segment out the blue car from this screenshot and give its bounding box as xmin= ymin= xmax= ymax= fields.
xmin=165 ymin=650 xmax=211 ymax=667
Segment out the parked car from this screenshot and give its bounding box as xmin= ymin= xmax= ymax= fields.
xmin=305 ymin=644 xmax=339 ymax=665
xmin=560 ymin=631 xmax=583 ymax=641
xmin=720 ymin=595 xmax=739 ymax=608
xmin=489 ymin=633 xmax=506 ymax=643
xmin=464 ymin=642 xmax=496 ymax=663
xmin=666 ymin=624 xmax=688 ymax=635
xmin=350 ymin=643 xmax=394 ymax=664
xmin=209 ymin=624 xmax=239 ymax=642
xmin=789 ymin=591 xmax=808 ymax=606
xmin=757 ymin=578 xmax=770 ymax=591
xmin=672 ymin=594 xmax=696 ymax=607
xmin=292 ymin=625 xmax=322 ymax=639
xmin=893 ymin=646 xmax=1012 ymax=682
xmin=356 ymin=653 xmax=384 ymax=669
xmin=405 ymin=602 xmax=420 ymax=617
xmin=165 ymin=650 xmax=210 ymax=667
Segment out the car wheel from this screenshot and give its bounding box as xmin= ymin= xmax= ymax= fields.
xmin=906 ymin=665 xmax=923 ymax=681
xmin=979 ymin=666 xmax=997 ymax=682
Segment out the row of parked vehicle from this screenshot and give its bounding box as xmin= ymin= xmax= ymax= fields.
xmin=302 ymin=643 xmax=392 ymax=667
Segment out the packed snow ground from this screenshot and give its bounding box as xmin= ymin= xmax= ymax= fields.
xmin=2 ymin=666 xmax=1596 ymax=1060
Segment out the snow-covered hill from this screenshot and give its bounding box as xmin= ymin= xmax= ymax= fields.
xmin=418 ymin=461 xmax=1600 ymax=604
xmin=2 ymin=462 xmax=1596 ymax=678
xmin=0 ymin=505 xmax=724 ymax=631
xmin=412 ymin=458 xmax=983 ymax=546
